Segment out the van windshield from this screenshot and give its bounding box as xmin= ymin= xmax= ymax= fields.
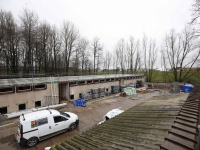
xmin=60 ymin=111 xmax=70 ymax=118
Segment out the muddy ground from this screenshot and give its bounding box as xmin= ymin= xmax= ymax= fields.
xmin=0 ymin=84 xmax=175 ymax=150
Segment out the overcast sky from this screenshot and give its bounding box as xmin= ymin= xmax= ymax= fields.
xmin=0 ymin=0 xmax=194 ymax=68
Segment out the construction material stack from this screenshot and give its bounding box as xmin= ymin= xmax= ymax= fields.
xmin=124 ymin=87 xmax=136 ymax=95
xmin=111 ymin=85 xmax=119 ymax=94
xmin=80 ymin=92 xmax=91 ymax=101
xmin=120 ymin=85 xmax=126 ymax=92
xmin=127 ymin=84 xmax=136 ymax=88
xmin=98 ymin=87 xmax=105 ymax=97
xmin=136 ymin=80 xmax=144 ymax=88
xmin=91 ymin=88 xmax=99 ymax=99
xmin=105 ymin=91 xmax=111 ymax=96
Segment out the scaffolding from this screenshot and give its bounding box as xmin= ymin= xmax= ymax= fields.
xmin=44 ymin=95 xmax=59 ymax=106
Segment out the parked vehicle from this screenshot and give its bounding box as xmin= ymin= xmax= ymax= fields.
xmin=16 ymin=109 xmax=79 ymax=147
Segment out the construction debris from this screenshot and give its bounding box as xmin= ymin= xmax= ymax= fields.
xmin=98 ymin=108 xmax=124 ymax=125
xmin=120 ymin=92 xmax=127 ymax=97
xmin=136 ymin=80 xmax=144 ymax=88
xmin=136 ymin=87 xmax=148 ymax=94
xmin=148 ymin=83 xmax=154 ymax=89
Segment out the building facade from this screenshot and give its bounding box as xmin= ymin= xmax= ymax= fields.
xmin=0 ymin=74 xmax=144 ymax=114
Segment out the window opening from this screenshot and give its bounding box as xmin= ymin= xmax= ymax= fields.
xmin=79 ymin=81 xmax=85 ymax=85
xmin=33 ymin=84 xmax=47 ymax=91
xmin=106 ymin=79 xmax=110 ymax=82
xmin=70 ymin=95 xmax=74 ymax=100
xmin=70 ymin=82 xmax=77 ymax=86
xmin=0 ymin=87 xmax=14 ymax=94
xmin=87 ymin=80 xmax=93 ymax=84
xmin=79 ymin=93 xmax=82 ymax=98
xmin=0 ymin=107 xmax=7 ymax=114
xmin=19 ymin=104 xmax=26 ymax=111
xmin=94 ymin=80 xmax=99 ymax=83
xmin=35 ymin=101 xmax=41 ymax=107
xmin=17 ymin=85 xmax=31 ymax=91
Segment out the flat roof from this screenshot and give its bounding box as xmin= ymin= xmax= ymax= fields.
xmin=0 ymin=74 xmax=144 ymax=87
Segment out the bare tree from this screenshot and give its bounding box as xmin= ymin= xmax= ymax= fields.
xmin=116 ymin=38 xmax=125 ymax=74
xmin=143 ymin=34 xmax=157 ymax=82
xmin=0 ymin=9 xmax=7 ymax=73
xmin=61 ymin=21 xmax=79 ymax=74
xmin=160 ymin=48 xmax=171 ymax=82
xmin=126 ymin=36 xmax=140 ymax=74
xmin=0 ymin=10 xmax=20 ymax=74
xmin=91 ymin=37 xmax=103 ymax=75
xmin=77 ymin=38 xmax=89 ymax=75
xmin=103 ymin=51 xmax=112 ymax=74
xmin=134 ymin=41 xmax=141 ymax=74
xmin=49 ymin=25 xmax=61 ymax=74
xmin=112 ymin=50 xmax=119 ymax=74
xmin=163 ymin=26 xmax=200 ymax=82
xmin=191 ymin=0 xmax=200 ymax=24
xmin=39 ymin=21 xmax=51 ymax=73
xmin=20 ymin=8 xmax=38 ymax=73
xmin=106 ymin=51 xmax=112 ymax=74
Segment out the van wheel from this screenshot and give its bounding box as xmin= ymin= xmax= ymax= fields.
xmin=69 ymin=123 xmax=77 ymax=131
xmin=26 ymin=137 xmax=38 ymax=147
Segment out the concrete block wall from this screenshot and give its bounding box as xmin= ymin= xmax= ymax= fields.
xmin=70 ymin=81 xmax=119 ymax=100
xmin=70 ymin=77 xmax=145 ymax=100
xmin=0 ymin=83 xmax=59 ymax=113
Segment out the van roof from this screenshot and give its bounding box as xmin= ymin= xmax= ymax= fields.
xmin=20 ymin=109 xmax=60 ymax=122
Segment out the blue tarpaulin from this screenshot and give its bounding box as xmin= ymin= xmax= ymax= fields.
xmin=180 ymin=83 xmax=194 ymax=93
xmin=73 ymin=99 xmax=86 ymax=107
xmin=184 ymin=83 xmax=194 ymax=88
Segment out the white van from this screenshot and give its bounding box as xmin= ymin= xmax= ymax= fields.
xmin=16 ymin=109 xmax=79 ymax=147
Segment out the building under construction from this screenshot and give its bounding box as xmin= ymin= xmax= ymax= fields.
xmin=0 ymin=74 xmax=144 ymax=114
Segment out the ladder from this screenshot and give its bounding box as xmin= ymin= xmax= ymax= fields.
xmin=50 ymin=76 xmax=56 ymax=105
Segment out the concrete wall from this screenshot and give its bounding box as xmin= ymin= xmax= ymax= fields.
xmin=0 ymin=83 xmax=59 ymax=113
xmin=124 ymin=78 xmax=144 ymax=85
xmin=69 ymin=77 xmax=144 ymax=100
xmin=70 ymin=81 xmax=120 ymax=100
xmin=0 ymin=76 xmax=145 ymax=113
